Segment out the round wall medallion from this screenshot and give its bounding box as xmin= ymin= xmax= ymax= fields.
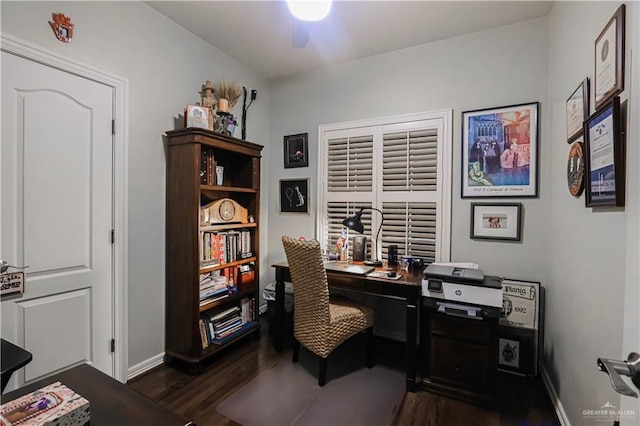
xmin=567 ymin=141 xmax=585 ymax=197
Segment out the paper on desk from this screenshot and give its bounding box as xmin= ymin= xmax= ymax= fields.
xmin=367 ymin=271 xmax=402 ymax=280
xmin=431 ymin=262 xmax=479 ymax=269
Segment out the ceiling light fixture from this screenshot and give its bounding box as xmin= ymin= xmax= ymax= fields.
xmin=287 ymin=0 xmax=332 ymax=22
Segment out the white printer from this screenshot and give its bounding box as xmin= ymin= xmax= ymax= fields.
xmin=422 ymin=264 xmax=503 ymax=317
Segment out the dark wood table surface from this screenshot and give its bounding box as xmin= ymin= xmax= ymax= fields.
xmin=272 ymin=261 xmax=424 ymax=392
xmin=1 ymin=339 xmax=32 ymax=393
xmin=1 ymin=363 xmax=191 ymax=425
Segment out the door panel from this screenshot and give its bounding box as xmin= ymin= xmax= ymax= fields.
xmin=1 ymin=50 xmax=114 ymax=386
xmin=18 ymin=289 xmax=91 ymax=381
xmin=23 ymin=91 xmax=92 ymax=273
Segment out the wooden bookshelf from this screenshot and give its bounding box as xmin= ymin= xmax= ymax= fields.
xmin=164 ymin=128 xmax=262 ymax=372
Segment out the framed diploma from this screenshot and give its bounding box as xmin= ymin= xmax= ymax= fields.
xmin=565 ymin=78 xmax=589 ymax=143
xmin=594 ymin=4 xmax=625 ymax=111
xmin=583 ymin=96 xmax=624 ymax=207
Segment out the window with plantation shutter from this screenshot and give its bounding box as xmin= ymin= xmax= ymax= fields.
xmin=318 ymin=111 xmax=452 ymax=264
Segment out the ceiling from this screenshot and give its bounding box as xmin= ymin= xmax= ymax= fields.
xmin=146 ymin=1 xmax=554 ymax=82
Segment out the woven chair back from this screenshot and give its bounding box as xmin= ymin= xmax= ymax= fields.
xmin=281 ymin=236 xmax=331 ymax=342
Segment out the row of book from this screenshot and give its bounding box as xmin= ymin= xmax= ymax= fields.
xmin=199 ymin=297 xmax=256 ymax=348
xmin=199 ymin=229 xmax=253 ymax=268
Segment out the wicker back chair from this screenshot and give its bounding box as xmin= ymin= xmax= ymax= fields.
xmin=281 ymin=235 xmax=374 ymax=386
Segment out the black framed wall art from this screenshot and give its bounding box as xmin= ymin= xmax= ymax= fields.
xmin=470 ymin=203 xmax=522 ymax=241
xmin=583 ymin=96 xmax=624 ymax=207
xmin=462 ymin=102 xmax=539 ymax=198
xmin=280 ymin=178 xmax=309 ymax=213
xmin=283 ymin=133 xmax=308 ymax=168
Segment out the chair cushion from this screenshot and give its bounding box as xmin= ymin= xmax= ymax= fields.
xmin=323 ymin=296 xmax=373 ymax=358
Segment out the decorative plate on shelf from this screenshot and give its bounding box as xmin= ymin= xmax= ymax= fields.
xmin=567 ymin=141 xmax=585 ymax=197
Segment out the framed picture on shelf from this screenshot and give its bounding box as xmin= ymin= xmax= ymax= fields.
xmin=594 ymin=4 xmax=625 ymax=110
xmin=280 ymin=178 xmax=309 ymax=214
xmin=462 ymin=102 xmax=539 ymax=198
xmin=470 ymin=203 xmax=522 ymax=241
xmin=583 ymin=96 xmax=625 ymax=207
xmin=283 ymin=133 xmax=309 ymax=168
xmin=566 ymin=78 xmax=589 ymax=143
xmin=185 ymin=105 xmax=211 ymax=130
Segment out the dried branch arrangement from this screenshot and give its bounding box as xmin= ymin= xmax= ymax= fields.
xmin=212 ymin=80 xmax=243 ymax=108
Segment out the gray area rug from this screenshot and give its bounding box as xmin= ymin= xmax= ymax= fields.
xmin=216 ymin=359 xmax=406 ymax=426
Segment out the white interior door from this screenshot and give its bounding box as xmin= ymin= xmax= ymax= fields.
xmin=1 ymin=50 xmax=115 ymax=388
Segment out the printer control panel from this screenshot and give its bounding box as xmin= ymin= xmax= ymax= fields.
xmin=427 ymin=278 xmax=443 ymax=292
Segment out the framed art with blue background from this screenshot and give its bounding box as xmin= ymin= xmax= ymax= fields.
xmin=462 ymin=102 xmax=539 ymax=198
xmin=280 ymin=178 xmax=309 ymax=214
xmin=584 ymin=96 xmax=625 ymax=207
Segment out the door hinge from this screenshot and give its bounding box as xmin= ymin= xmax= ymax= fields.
xmin=110 ymin=229 xmax=115 ymax=244
xmin=110 ymin=339 xmax=115 ymax=353
xmin=112 ymin=119 xmax=115 ymax=135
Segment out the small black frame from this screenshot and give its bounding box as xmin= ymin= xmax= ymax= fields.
xmin=283 ymin=133 xmax=308 ymax=168
xmin=279 ymin=178 xmax=309 ymax=214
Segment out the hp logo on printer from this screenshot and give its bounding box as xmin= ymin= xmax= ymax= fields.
xmin=455 ymin=289 xmax=462 ymax=296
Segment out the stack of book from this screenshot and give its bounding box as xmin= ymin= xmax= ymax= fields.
xmin=209 ymin=306 xmax=243 ymax=344
xmin=198 ymin=297 xmax=257 ymax=348
xmin=199 ymin=273 xmax=229 ymax=306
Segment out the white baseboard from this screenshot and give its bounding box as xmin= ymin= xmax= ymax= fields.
xmin=127 ymin=353 xmax=165 ymax=381
xmin=540 ymin=365 xmax=571 ymax=426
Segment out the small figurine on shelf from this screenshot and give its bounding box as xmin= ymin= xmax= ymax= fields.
xmin=200 ymin=80 xmax=216 ymax=130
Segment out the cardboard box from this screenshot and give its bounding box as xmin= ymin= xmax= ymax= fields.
xmin=0 ymin=381 xmax=89 ymax=426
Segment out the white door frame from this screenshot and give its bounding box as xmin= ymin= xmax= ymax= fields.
xmin=1 ymin=33 xmax=129 ymax=383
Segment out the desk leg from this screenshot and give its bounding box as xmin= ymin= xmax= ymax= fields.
xmin=405 ymin=292 xmax=419 ymax=392
xmin=274 ymin=268 xmax=285 ymax=352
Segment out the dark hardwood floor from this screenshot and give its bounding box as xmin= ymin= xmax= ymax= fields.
xmin=128 ymin=316 xmax=559 ymax=426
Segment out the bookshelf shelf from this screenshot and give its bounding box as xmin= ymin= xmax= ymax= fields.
xmin=165 ymin=128 xmax=262 ymax=371
xmin=199 ymin=257 xmax=257 ymax=274
xmin=201 ymin=185 xmax=257 ymax=193
xmin=198 ymin=285 xmax=258 ymax=313
xmin=200 ymin=223 xmax=257 ymax=232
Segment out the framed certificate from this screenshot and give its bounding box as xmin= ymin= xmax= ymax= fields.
xmin=565 ymin=78 xmax=589 ymax=143
xmin=583 ymin=96 xmax=624 ymax=207
xmin=594 ymin=5 xmax=625 ymax=110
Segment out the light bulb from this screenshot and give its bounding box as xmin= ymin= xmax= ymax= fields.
xmin=287 ymin=0 xmax=332 ymax=22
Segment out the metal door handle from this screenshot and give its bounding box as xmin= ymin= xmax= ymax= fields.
xmin=597 ymin=352 xmax=640 ymax=398
xmin=0 ymin=260 xmax=29 ymax=274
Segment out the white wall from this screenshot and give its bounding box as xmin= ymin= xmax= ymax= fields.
xmin=268 ymin=5 xmax=639 ymax=425
xmin=547 ymin=2 xmax=638 ymax=424
xmin=266 ymin=18 xmax=550 ymax=339
xmin=0 ymin=1 xmax=271 ymax=371
xmin=267 ymin=18 xmax=550 ymax=281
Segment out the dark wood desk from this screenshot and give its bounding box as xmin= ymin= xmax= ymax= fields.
xmin=1 ymin=364 xmax=191 ymax=425
xmin=272 ymin=261 xmax=423 ymax=392
xmin=1 ymin=339 xmax=32 ymax=393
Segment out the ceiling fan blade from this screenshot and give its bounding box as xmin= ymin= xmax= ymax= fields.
xmin=292 ymin=20 xmax=311 ymax=48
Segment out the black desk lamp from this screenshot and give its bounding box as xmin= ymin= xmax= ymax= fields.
xmin=342 ymin=207 xmax=384 ymax=266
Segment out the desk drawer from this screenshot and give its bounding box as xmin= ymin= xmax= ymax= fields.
xmin=430 ymin=312 xmax=491 ymax=343
xmin=429 ymin=335 xmax=490 ymax=391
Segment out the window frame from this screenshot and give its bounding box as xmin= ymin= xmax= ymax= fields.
xmin=317 ymin=109 xmax=453 ymax=263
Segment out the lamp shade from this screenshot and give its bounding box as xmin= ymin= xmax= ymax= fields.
xmin=342 ymin=210 xmax=364 ymax=234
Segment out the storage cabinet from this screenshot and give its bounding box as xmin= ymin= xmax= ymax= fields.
xmin=164 ymin=128 xmax=262 ymax=372
xmin=421 ymin=307 xmax=498 ymax=407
